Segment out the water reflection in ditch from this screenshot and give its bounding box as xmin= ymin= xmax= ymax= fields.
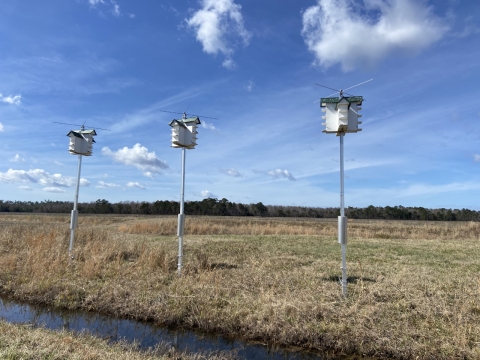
xmin=0 ymin=297 xmax=322 ymax=360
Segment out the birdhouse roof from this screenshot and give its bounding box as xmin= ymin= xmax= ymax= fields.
xmin=320 ymin=96 xmax=363 ymax=107
xmin=66 ymin=129 xmax=97 ymax=137
xmin=169 ymin=116 xmax=201 ymax=127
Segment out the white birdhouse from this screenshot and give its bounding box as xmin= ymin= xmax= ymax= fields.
xmin=67 ymin=129 xmax=97 ymax=156
xmin=321 ymin=96 xmax=363 ymax=135
xmin=169 ymin=116 xmax=201 ymax=149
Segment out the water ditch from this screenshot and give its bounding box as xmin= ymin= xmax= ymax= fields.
xmin=0 ymin=296 xmax=323 ymax=359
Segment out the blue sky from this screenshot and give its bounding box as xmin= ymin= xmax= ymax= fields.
xmin=1 ymin=0 xmax=480 ymax=209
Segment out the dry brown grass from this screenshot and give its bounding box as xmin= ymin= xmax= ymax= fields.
xmin=0 ymin=212 xmax=132 ymax=226
xmin=0 ymin=214 xmax=479 ymax=359
xmin=118 ymin=215 xmax=480 ymax=240
xmin=0 ymin=320 xmax=237 ymax=359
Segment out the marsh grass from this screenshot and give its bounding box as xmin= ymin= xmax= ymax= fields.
xmin=118 ymin=216 xmax=480 ymax=240
xmin=0 ymin=214 xmax=479 ymax=359
xmin=0 ymin=320 xmax=237 ymax=359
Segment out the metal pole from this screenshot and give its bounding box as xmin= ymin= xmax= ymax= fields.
xmin=339 ymin=133 xmax=347 ymax=297
xmin=340 ymin=134 xmax=345 ymax=218
xmin=69 ymin=154 xmax=82 ymax=263
xmin=177 ymin=147 xmax=186 ymax=276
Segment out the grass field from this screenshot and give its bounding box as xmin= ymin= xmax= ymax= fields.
xmin=0 ymin=213 xmax=479 ymax=359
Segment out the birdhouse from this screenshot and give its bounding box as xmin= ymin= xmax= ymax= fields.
xmin=169 ymin=116 xmax=201 ymax=149
xmin=67 ymin=129 xmax=97 ymax=156
xmin=321 ymin=96 xmax=363 ymax=135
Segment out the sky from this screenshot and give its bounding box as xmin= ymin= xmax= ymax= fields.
xmin=1 ymin=0 xmax=480 ymax=209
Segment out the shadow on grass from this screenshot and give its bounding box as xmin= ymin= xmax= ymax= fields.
xmin=324 ymin=275 xmax=376 ymax=284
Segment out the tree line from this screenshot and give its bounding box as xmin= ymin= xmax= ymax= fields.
xmin=1 ymin=199 xmax=479 ymax=221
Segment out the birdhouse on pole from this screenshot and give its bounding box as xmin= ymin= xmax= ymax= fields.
xmin=67 ymin=128 xmax=97 ymax=156
xmin=321 ymin=96 xmax=363 ymax=135
xmin=169 ymin=114 xmax=201 ymax=149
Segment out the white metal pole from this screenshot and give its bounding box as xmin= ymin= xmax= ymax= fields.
xmin=177 ymin=147 xmax=186 ymax=276
xmin=339 ymin=133 xmax=347 ymax=297
xmin=340 ymin=134 xmax=345 ymax=218
xmin=69 ymin=154 xmax=82 ymax=263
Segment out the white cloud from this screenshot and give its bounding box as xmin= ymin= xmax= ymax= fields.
xmin=222 ymin=58 xmax=236 ymax=70
xmin=186 ymin=0 xmax=251 ymax=69
xmin=301 ymin=0 xmax=449 ymax=71
xmin=474 ymin=154 xmax=480 ymax=162
xmin=80 ymin=178 xmax=90 ymax=186
xmin=126 ymin=181 xmax=146 ymax=190
xmin=96 ymin=180 xmax=120 ymax=189
xmin=18 ymin=186 xmax=33 ymax=191
xmin=201 ymin=120 xmax=218 ymax=131
xmin=129 ymin=13 xmax=135 ymax=19
xmin=54 ymin=160 xmax=64 ymax=166
xmin=10 ymin=154 xmax=25 ymax=162
xmin=43 ymin=187 xmax=66 ymax=193
xmin=0 ymin=93 xmax=21 ymax=105
xmin=102 ymin=143 xmax=168 ymax=177
xmin=0 ymin=168 xmax=89 ymax=188
xmin=253 ymin=168 xmax=296 ymax=181
xmin=220 ymin=168 xmax=242 ymax=177
xmin=246 ymin=80 xmax=255 ymax=92
xmin=201 ymin=190 xmax=217 ymax=198
xmin=0 ymin=122 xmax=3 ymax=132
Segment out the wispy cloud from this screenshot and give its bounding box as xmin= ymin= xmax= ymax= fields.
xmin=253 ymin=168 xmax=296 ymax=181
xmin=109 ymin=85 xmax=212 ymax=133
xmin=186 ymin=0 xmax=251 ymax=69
xmin=43 ymin=187 xmax=66 ymax=193
xmin=349 ymin=181 xmax=480 ymax=206
xmin=0 ymin=168 xmax=89 ymax=187
xmin=474 ymin=154 xmax=480 ymax=162
xmin=200 ymin=190 xmax=217 ymax=198
xmin=0 ymin=55 xmax=138 ymax=96
xmin=102 ymin=143 xmax=169 ymax=177
xmin=0 ymin=122 xmax=3 ymax=132
xmin=201 ymin=120 xmax=218 ymax=131
xmin=88 ymin=0 xmax=121 ymax=17
xmin=126 ymin=181 xmax=146 ymax=190
xmin=451 ymin=16 xmax=480 ymax=38
xmin=220 ymin=168 xmax=242 ymax=177
xmin=96 ymin=180 xmax=120 ymax=189
xmin=18 ymin=186 xmax=33 ymax=191
xmin=301 ymin=0 xmax=449 ymax=71
xmin=10 ymin=154 xmax=25 ymax=163
xmin=246 ymin=80 xmax=255 ymax=92
xmin=111 ymin=1 xmax=120 ymax=17
xmin=0 ymin=93 xmax=21 ymax=105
